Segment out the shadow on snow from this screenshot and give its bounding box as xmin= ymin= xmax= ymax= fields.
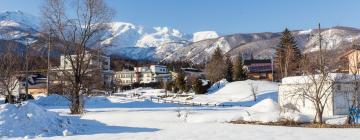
xmin=66 ymin=115 xmax=160 ymax=136
xmin=221 ymin=91 xmax=278 ymax=107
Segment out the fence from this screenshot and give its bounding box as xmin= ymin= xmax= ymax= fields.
xmin=148 ymin=96 xmax=235 ymax=107
xmin=113 ymin=93 xmax=235 ymax=107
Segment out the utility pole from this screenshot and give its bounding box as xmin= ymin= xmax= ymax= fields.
xmin=271 ymin=57 xmax=274 ymax=82
xmin=318 ymin=23 xmax=324 ymax=73
xmin=47 ymin=32 xmax=52 ymax=95
xmin=25 ymin=38 xmax=29 ymax=97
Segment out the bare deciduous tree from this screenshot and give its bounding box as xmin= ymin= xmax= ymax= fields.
xmin=0 ymin=41 xmax=23 ymax=104
xmin=249 ymin=82 xmax=258 ymax=102
xmin=285 ymin=24 xmax=344 ymax=123
xmin=41 ymin=0 xmax=114 ymax=114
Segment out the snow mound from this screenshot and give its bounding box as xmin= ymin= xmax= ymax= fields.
xmin=250 ymin=99 xmax=280 ymax=112
xmin=207 ymin=79 xmax=229 ymax=93
xmin=325 ymin=117 xmax=348 ymax=125
xmin=0 ymin=102 xmax=73 ymax=138
xmin=193 ymin=31 xmax=219 ymax=42
xmin=34 ymin=94 xmax=69 ymax=106
xmin=192 ymin=80 xmax=278 ymax=106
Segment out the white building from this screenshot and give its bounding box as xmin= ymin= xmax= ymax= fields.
xmin=53 ymin=52 xmax=114 ymax=87
xmin=59 ymin=53 xmax=111 ymax=72
xmin=279 ymin=73 xmax=358 ymax=116
xmin=115 ymin=65 xmax=171 ymax=85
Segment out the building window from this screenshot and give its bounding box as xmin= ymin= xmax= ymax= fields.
xmin=337 ymin=84 xmax=341 ymax=91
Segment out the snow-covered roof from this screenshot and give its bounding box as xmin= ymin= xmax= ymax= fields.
xmin=281 ymin=73 xmax=359 ymax=85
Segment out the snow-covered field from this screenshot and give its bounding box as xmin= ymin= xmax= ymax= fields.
xmin=1 ymin=80 xmax=359 ymax=140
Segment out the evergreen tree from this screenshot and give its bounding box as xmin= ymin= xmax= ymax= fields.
xmin=225 ymin=55 xmax=233 ymax=82
xmin=192 ymin=78 xmax=209 ymax=94
xmin=274 ymin=28 xmax=302 ymax=80
xmin=233 ymin=54 xmax=247 ymax=81
xmin=205 ymin=47 xmax=226 ymax=85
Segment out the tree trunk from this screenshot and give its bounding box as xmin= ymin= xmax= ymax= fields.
xmin=315 ymin=112 xmax=323 ymax=123
xmin=314 ymin=105 xmax=324 ymax=124
xmin=70 ymin=77 xmax=83 ymax=114
xmin=70 ymin=90 xmax=83 ymax=114
xmin=5 ymin=94 xmax=15 ymax=104
xmin=346 ymin=115 xmax=352 ymax=124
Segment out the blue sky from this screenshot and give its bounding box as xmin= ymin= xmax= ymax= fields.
xmin=1 ymin=0 xmax=360 ymax=34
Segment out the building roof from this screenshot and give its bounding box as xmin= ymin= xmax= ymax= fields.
xmin=151 ymin=65 xmax=167 ymax=68
xmin=339 ymin=45 xmax=360 ymax=58
xmin=244 ymin=59 xmax=271 ymax=65
xmin=243 ymin=59 xmax=272 ymax=73
xmin=181 ymin=68 xmax=202 ymax=72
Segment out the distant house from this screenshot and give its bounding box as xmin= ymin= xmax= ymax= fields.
xmin=244 ymin=59 xmax=273 ymax=81
xmin=340 ymin=46 xmax=360 ymax=74
xmin=19 ymin=74 xmax=48 ymax=96
xmin=115 ymin=65 xmax=171 ymax=85
xmin=279 ymin=73 xmax=357 ymax=116
xmin=0 ymin=74 xmax=47 ymax=97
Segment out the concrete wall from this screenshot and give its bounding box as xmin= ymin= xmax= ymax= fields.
xmin=279 ymin=82 xmax=358 ymax=116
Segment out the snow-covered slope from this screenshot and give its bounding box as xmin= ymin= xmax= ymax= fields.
xmin=192 ymin=80 xmax=279 ymax=106
xmin=0 ymin=11 xmax=38 ymax=42
xmin=0 ymin=10 xmax=38 ymax=29
xmin=303 ymin=27 xmax=360 ymax=52
xmin=102 ymin=22 xmax=191 ymax=60
xmin=164 ymin=27 xmax=360 ymax=64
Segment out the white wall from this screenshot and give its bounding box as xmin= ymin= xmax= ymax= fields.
xmin=150 ymin=65 xmax=168 ymax=74
xmin=279 ymin=83 xmax=334 ymax=116
xmin=279 ymin=82 xmax=357 ymax=116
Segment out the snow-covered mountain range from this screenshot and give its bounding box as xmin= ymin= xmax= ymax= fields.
xmin=0 ymin=11 xmax=38 ymax=42
xmin=1 ymin=11 xmax=360 ymax=64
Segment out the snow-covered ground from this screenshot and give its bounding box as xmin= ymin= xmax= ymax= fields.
xmin=116 ymin=80 xmax=278 ymax=107
xmin=1 ymin=80 xmax=358 ymax=140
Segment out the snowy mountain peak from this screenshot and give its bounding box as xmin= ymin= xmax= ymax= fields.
xmin=193 ymin=31 xmax=219 ymax=42
xmin=153 ymin=27 xmax=183 ymax=37
xmin=0 ymin=10 xmax=39 ymax=29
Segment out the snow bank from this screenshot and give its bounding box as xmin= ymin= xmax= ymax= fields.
xmin=34 ymin=94 xmax=69 ymax=106
xmin=184 ymin=99 xmax=281 ymax=123
xmin=185 ymin=99 xmax=311 ymax=123
xmin=250 ymin=98 xmax=280 ymax=112
xmin=207 ymin=79 xmax=229 ymax=94
xmin=243 ymin=99 xmax=281 ymax=122
xmin=325 ymin=117 xmax=348 ymax=125
xmin=192 ymin=80 xmax=278 ymax=106
xmin=0 ymin=102 xmax=74 ymax=138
